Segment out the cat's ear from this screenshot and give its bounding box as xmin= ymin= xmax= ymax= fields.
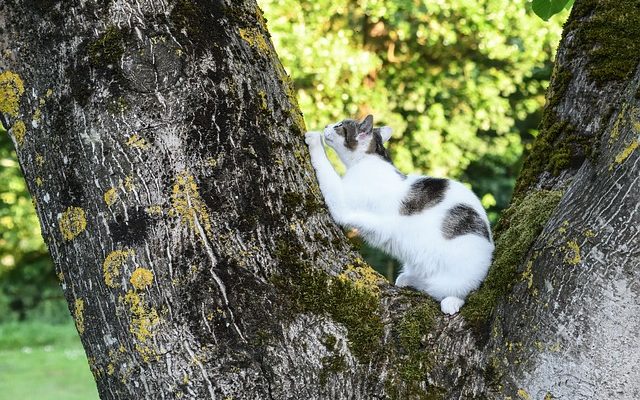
xmin=379 ymin=126 xmax=393 ymax=143
xmin=358 ymin=114 xmax=374 ymax=135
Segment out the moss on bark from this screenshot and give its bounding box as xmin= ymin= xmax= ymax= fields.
xmin=568 ymin=0 xmax=640 ymax=83
xmin=462 ymin=190 xmax=563 ymax=329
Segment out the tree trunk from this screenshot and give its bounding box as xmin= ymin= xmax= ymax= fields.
xmin=1 ymin=0 xmax=638 ymax=399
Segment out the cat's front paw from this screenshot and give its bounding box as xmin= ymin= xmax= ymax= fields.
xmin=440 ymin=296 xmax=464 ymax=315
xmin=305 ymin=131 xmax=322 ymax=147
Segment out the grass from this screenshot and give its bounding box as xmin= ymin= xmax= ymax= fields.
xmin=0 ymin=321 xmax=99 ymax=400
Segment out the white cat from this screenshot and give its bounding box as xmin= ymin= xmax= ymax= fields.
xmin=305 ymin=115 xmax=494 ymax=314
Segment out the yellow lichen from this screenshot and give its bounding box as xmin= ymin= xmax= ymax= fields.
xmin=258 ymin=90 xmax=268 ymax=110
xmin=145 ymin=205 xmax=163 ymax=215
xmin=59 ymin=206 xmax=87 ymax=241
xmin=584 ymin=229 xmax=596 ymax=238
xmin=103 ymin=249 xmax=135 ymax=288
xmin=170 ymin=172 xmax=213 ymax=239
xmin=106 ymin=363 xmax=115 ymax=375
xmin=517 ymin=389 xmax=531 ymax=400
xmin=612 ymin=139 xmax=638 ymax=167
xmin=74 ymin=298 xmax=85 ymax=334
xmin=35 ymin=153 xmax=45 ymax=166
xmin=238 ymin=27 xmax=270 ymax=54
xmin=56 ymin=271 xmax=64 ymax=282
xmin=122 ymin=289 xmax=159 ymax=361
xmin=522 ymin=260 xmax=534 ymax=290
xmin=12 ymin=120 xmax=26 ymax=147
xmin=126 ymin=134 xmax=148 ymax=149
xmin=558 ymin=220 xmax=569 ymax=234
xmin=205 ymin=157 xmax=218 ymax=168
xmin=565 ymin=240 xmax=581 ymax=266
xmin=123 ymin=176 xmax=135 ymax=192
xmin=33 ymin=107 xmax=42 ymax=122
xmin=0 ymin=70 xmax=25 ymax=117
xmin=123 ymin=290 xmax=159 ymax=342
xmin=104 ymin=187 xmax=118 ymax=206
xmin=45 ymin=88 xmax=53 ymax=98
xmin=130 ymin=268 xmax=154 ymax=290
xmin=337 ymin=258 xmax=385 ymax=295
xmin=35 ymin=177 xmax=43 ymax=187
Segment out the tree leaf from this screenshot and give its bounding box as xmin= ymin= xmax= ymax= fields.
xmin=532 ymin=0 xmax=571 ymax=20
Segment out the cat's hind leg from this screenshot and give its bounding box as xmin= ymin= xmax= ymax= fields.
xmin=395 ymin=271 xmax=414 ymax=288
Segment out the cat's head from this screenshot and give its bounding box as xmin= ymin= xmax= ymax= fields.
xmin=323 ymin=115 xmax=393 ymax=165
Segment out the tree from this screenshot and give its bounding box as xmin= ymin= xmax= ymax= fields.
xmin=1 ymin=0 xmax=638 ymax=399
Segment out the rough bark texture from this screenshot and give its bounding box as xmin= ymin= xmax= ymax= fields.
xmin=1 ymin=0 xmax=638 ymax=399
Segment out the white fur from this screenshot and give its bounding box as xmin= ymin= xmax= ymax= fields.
xmin=305 ymin=120 xmax=494 ymax=315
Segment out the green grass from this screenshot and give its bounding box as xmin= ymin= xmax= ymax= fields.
xmin=0 ymin=321 xmax=99 ymax=400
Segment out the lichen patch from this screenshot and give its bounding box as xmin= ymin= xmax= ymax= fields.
xmin=126 ymin=134 xmax=148 ymax=149
xmin=11 ymin=120 xmax=26 ymax=147
xmin=0 ymin=70 xmax=25 ymax=117
xmin=121 ymin=290 xmax=160 ymax=361
xmin=611 ymin=139 xmax=638 ymax=168
xmin=104 ymin=187 xmax=118 ymax=206
xmin=59 ymin=206 xmax=87 ymax=241
xmin=565 ymin=240 xmax=581 ymax=266
xmin=74 ymin=298 xmax=85 ymax=334
xmin=238 ymin=27 xmax=270 ymax=54
xmin=103 ymin=249 xmax=135 ymax=288
xmin=170 ymin=172 xmax=213 ymax=239
xmin=130 ymin=267 xmax=154 ymax=290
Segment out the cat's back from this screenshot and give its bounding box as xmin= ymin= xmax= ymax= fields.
xmin=342 ymin=157 xmax=407 ymax=209
xmin=400 ymin=175 xmax=484 ymax=216
xmin=399 ymin=175 xmax=492 ymax=243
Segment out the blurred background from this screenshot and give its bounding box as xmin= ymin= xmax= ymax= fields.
xmin=0 ymin=1 xmax=566 ymax=398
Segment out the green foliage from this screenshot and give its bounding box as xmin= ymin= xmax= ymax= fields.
xmin=532 ymin=0 xmax=574 ymax=21
xmin=0 ymin=126 xmax=58 ymax=322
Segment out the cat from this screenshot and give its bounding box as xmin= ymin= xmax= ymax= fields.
xmin=304 ymin=115 xmax=494 ymax=315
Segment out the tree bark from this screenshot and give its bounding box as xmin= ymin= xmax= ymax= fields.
xmin=1 ymin=0 xmax=638 ymax=399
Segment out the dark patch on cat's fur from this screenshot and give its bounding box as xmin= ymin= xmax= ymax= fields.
xmin=367 ymin=128 xmax=393 ymax=162
xmin=400 ymin=178 xmax=449 ymax=215
xmin=442 ymin=204 xmax=490 ymax=241
xmin=334 ymin=119 xmax=359 ymax=150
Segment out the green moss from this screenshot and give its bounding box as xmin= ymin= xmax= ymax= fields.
xmin=319 ymin=353 xmax=347 ymax=384
xmin=382 ymin=296 xmax=444 ymax=400
xmin=282 ymin=191 xmax=323 ymax=216
xmin=169 ymin=0 xmax=201 ymax=38
xmin=567 ymin=0 xmax=640 ymax=83
xmin=273 ymin=238 xmax=383 ymax=362
xmin=89 ymin=26 xmax=125 ymax=67
xmin=462 ymin=190 xmax=563 ymax=327
xmin=396 ymin=303 xmax=438 ymax=382
xmin=511 ymin=62 xmax=585 ymax=200
xmin=513 ymin=100 xmax=594 ymax=200
xmin=107 ymin=96 xmax=128 ymax=114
